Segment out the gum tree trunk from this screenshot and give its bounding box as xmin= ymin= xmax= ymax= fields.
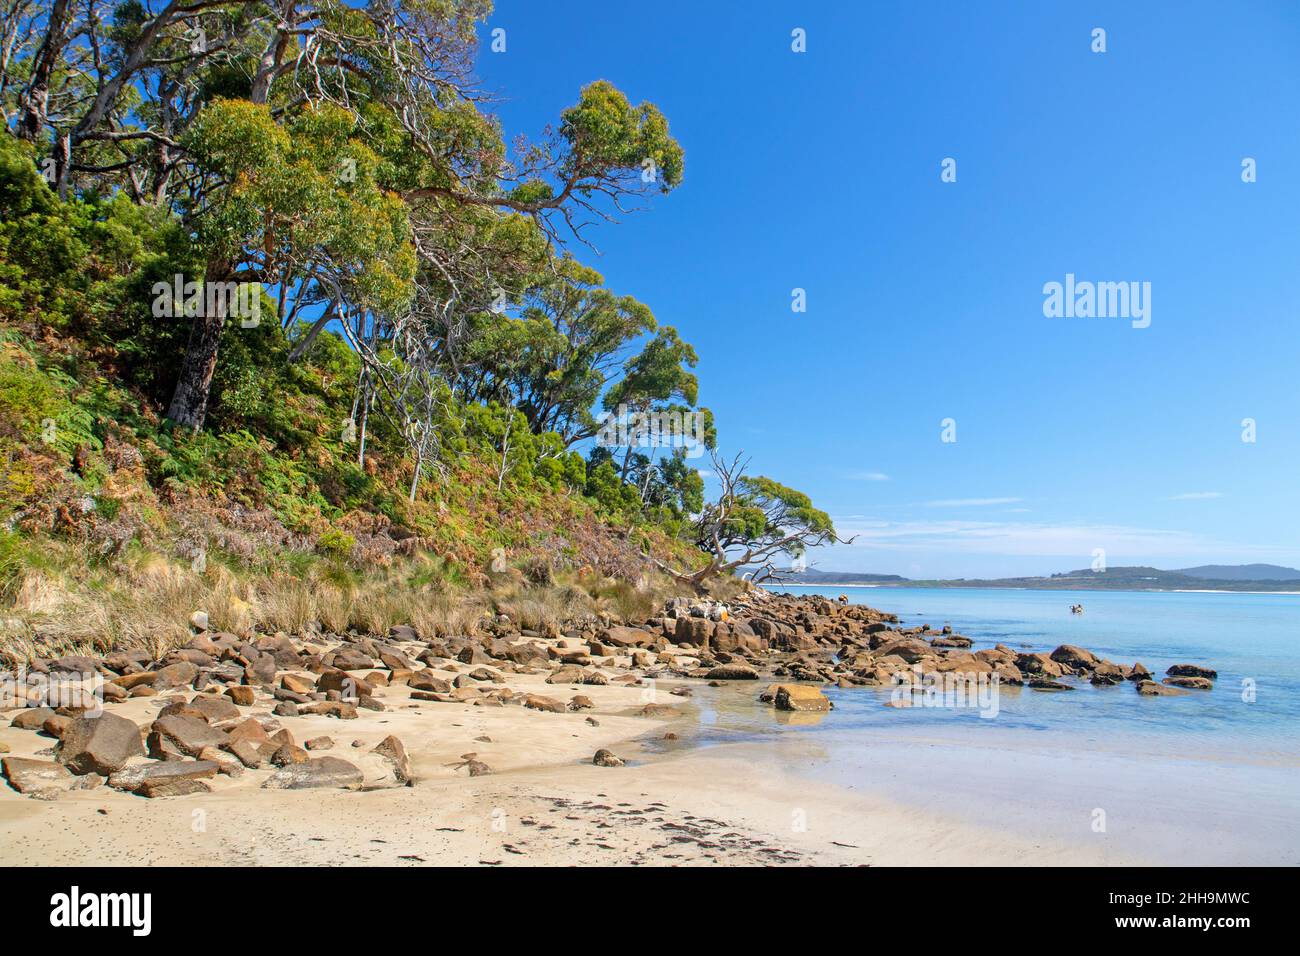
xmin=165 ymin=263 xmax=230 ymax=431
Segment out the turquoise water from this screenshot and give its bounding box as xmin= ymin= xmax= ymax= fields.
xmin=677 ymin=586 xmax=1300 ymax=862
xmin=756 ymin=585 xmax=1300 ymax=758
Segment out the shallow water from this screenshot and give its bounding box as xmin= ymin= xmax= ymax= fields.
xmin=677 ymin=586 xmax=1300 ymax=864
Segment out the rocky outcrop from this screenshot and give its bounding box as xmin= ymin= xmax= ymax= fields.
xmin=57 ymin=712 xmax=145 ymax=775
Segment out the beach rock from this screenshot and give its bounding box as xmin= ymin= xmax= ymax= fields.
xmin=1136 ymin=680 xmax=1188 ymax=697
xmin=41 ymin=714 xmax=71 ymax=738
xmin=1028 ymin=678 xmax=1074 ymax=691
xmin=222 ymin=739 xmax=264 ymax=769
xmin=569 ymin=694 xmax=594 ymax=711
xmin=1163 ymin=676 xmax=1213 ymax=690
xmin=226 ymin=717 xmax=271 ymax=746
xmin=638 ymin=703 xmax=682 ymax=719
xmin=930 ymin=635 xmax=973 ymax=648
xmin=674 ymin=616 xmax=712 ymax=646
xmin=281 ymin=673 xmax=315 ymax=694
xmin=771 ymin=683 xmax=832 ymax=712
xmin=875 ymin=639 xmax=933 ymax=664
xmin=1050 ymin=644 xmax=1099 ymax=670
xmin=11 ymin=707 xmax=56 ymax=730
xmin=189 ymin=694 xmax=241 ymax=723
xmin=148 ymin=714 xmax=229 ymax=758
xmin=378 ymin=649 xmax=414 ymax=671
xmin=304 ymin=736 xmax=335 ymax=751
xmin=330 ymin=648 xmax=373 ymax=671
xmin=467 ymin=759 xmax=492 ymax=776
xmin=371 ymin=735 xmax=412 ymax=784
xmin=151 ymin=661 xmax=199 ymax=691
xmin=198 ymin=746 xmax=244 ymax=777
xmin=2 ymin=756 xmax=75 ymax=795
xmin=546 ymin=665 xmax=586 ymax=685
xmin=224 ymin=686 xmax=256 ymax=706
xmin=1089 ymin=661 xmax=1126 ymax=685
xmin=57 ymin=712 xmax=145 ymax=775
xmin=108 ymin=760 xmax=218 ymax=797
xmin=271 ymin=743 xmax=309 ymax=766
xmin=598 ymin=626 xmax=654 ymax=648
xmin=705 ymin=663 xmax=760 ymax=680
xmin=298 ymin=702 xmax=358 ymax=719
xmin=407 ymin=671 xmax=451 ymax=694
xmin=1166 ymin=664 xmax=1217 ymax=680
xmin=592 ymin=748 xmax=625 ymax=767
xmin=262 ymin=756 xmax=363 ymax=790
xmin=47 ymin=655 xmax=100 ymax=676
xmin=524 ymin=694 xmax=567 ymax=714
xmin=1016 ymin=653 xmax=1067 ymax=678
xmin=1128 ymin=662 xmax=1152 ymax=682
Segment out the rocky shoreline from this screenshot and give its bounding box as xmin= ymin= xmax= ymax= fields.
xmin=1 ymin=590 xmax=1218 ymax=807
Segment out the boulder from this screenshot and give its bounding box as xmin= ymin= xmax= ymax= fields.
xmin=875 ymin=639 xmax=933 ymax=664
xmin=222 ymin=738 xmax=264 ymax=769
xmin=1137 ymin=680 xmax=1188 ymax=697
xmin=371 ymin=735 xmax=412 ymax=784
xmin=330 ymin=648 xmax=374 ymax=671
xmin=1163 ymin=676 xmax=1213 ymax=690
xmin=771 ymin=683 xmax=832 ymax=712
xmin=1128 ymin=662 xmax=1152 ymax=682
xmin=598 ymin=626 xmax=654 ymax=648
xmin=704 ymin=663 xmax=760 ymax=681
xmin=11 ymin=707 xmax=56 ymax=730
xmin=1015 ymin=653 xmax=1067 ymax=678
xmin=524 ymin=694 xmax=567 ymax=714
xmin=224 ymin=686 xmax=256 ymax=706
xmin=1166 ymin=664 xmax=1217 ymax=680
xmin=47 ymin=655 xmax=100 ymax=676
xmin=271 ymin=743 xmax=309 ymax=766
xmin=298 ymin=702 xmax=358 ymax=719
xmin=281 ymin=673 xmax=315 ymax=694
xmin=1028 ymin=678 xmax=1074 ymax=691
xmin=674 ymin=616 xmax=713 ymax=647
xmin=262 ymin=756 xmax=363 ymax=790
xmin=2 ymin=756 xmax=75 ymax=795
xmin=151 ymin=661 xmax=199 ymax=691
xmin=148 ymin=714 xmax=229 ymax=758
xmin=197 ymin=746 xmax=244 ymax=777
xmin=57 ymin=712 xmax=145 ymax=775
xmin=637 ymin=703 xmax=682 ymax=719
xmin=407 ymin=670 xmax=451 ymax=693
xmin=225 ymin=717 xmax=271 ymax=745
xmin=1049 ymin=644 xmax=1099 ymax=670
xmin=188 ymin=695 xmax=241 ymax=723
xmin=109 ymin=760 xmax=218 ymax=797
xmin=592 ymin=749 xmax=625 ymax=767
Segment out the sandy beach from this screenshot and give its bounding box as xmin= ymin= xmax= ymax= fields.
xmin=2 ymin=662 xmax=1137 ymax=867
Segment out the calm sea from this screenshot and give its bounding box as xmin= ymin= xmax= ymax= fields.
xmin=678 ymin=586 xmax=1300 ymax=863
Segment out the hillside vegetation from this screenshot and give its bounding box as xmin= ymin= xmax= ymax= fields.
xmin=0 ymin=2 xmax=840 ymax=665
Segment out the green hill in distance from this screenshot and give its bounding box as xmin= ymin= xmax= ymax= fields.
xmin=780 ymin=564 xmax=1300 ymax=592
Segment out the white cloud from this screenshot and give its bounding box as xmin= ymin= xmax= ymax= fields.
xmin=924 ymin=497 xmax=1022 ymax=508
xmin=1167 ymin=492 xmax=1223 ymax=501
xmin=849 ymin=471 xmax=890 ymax=481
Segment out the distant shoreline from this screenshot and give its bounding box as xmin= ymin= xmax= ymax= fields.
xmin=765 ymin=583 xmax=1300 ymax=596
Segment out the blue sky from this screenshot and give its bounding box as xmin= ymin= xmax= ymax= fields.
xmin=475 ymin=0 xmax=1300 ymax=578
